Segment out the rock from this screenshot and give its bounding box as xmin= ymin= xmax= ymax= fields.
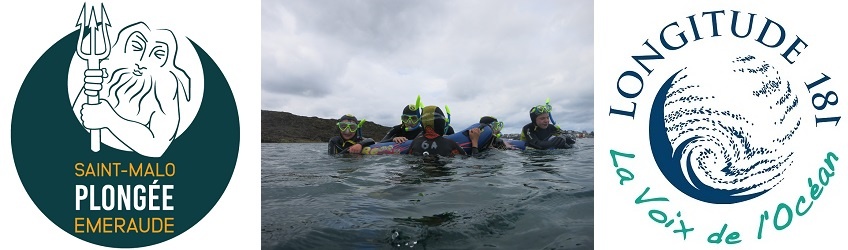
xmin=261 ymin=110 xmax=392 ymax=143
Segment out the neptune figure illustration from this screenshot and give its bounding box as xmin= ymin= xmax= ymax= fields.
xmin=649 ymin=55 xmax=801 ymax=204
xmin=69 ymin=4 xmax=199 ymax=158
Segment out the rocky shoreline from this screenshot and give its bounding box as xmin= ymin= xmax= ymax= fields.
xmin=261 ymin=110 xmax=392 ymax=143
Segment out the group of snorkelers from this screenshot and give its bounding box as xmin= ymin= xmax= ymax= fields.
xmin=328 ymin=98 xmax=576 ymax=156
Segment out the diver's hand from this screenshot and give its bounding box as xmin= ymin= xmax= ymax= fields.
xmin=537 ymin=136 xmax=565 ymax=149
xmin=468 ymin=128 xmax=481 ymax=147
xmin=393 ymin=137 xmax=408 ymax=144
xmin=565 ymin=136 xmax=577 ymax=145
xmin=552 ymin=137 xmax=568 ymax=148
xmin=348 ymin=144 xmax=363 ymax=154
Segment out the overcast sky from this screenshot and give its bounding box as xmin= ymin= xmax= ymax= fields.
xmin=262 ymin=0 xmax=593 ymax=134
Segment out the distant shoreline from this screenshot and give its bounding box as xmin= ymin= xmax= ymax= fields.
xmin=261 ymin=110 xmax=392 ymax=143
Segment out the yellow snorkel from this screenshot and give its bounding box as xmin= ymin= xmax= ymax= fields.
xmin=444 ymin=105 xmax=452 ymax=134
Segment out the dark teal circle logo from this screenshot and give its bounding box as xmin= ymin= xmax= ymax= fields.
xmin=11 ymin=31 xmax=239 ymax=248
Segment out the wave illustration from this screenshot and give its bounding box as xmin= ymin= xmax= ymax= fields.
xmin=648 ymin=55 xmax=801 ymax=204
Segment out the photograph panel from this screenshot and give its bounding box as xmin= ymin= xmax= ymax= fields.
xmin=261 ymin=0 xmax=594 ymax=249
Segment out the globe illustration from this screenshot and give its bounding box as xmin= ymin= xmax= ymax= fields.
xmin=648 ymin=54 xmax=802 ymax=204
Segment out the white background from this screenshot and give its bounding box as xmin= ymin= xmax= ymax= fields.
xmin=596 ymin=1 xmax=847 ymax=249
xmin=0 ymin=0 xmax=260 ymax=249
xmin=6 ymin=1 xmax=846 ymax=249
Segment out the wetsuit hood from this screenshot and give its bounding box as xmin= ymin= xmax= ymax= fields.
xmin=420 ymin=105 xmax=446 ymax=136
xmin=480 ymin=116 xmax=498 ymax=125
xmin=403 ymin=104 xmax=419 ymax=116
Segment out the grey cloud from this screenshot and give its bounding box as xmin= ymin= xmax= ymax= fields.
xmin=262 ymin=0 xmax=595 ymax=132
xmin=262 ymin=78 xmax=331 ymax=97
xmin=261 ymin=54 xmax=336 ymax=97
xmin=273 ymin=0 xmax=445 ymax=55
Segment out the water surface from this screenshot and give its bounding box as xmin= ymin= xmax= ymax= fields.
xmin=262 ymin=139 xmax=594 ymax=249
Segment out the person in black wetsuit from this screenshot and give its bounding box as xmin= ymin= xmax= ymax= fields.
xmin=381 ymin=103 xmax=456 ymax=144
xmin=409 ymin=106 xmax=479 ymax=157
xmin=328 ymin=114 xmax=375 ymax=155
xmin=380 ymin=104 xmax=424 ymax=143
xmin=476 ymin=116 xmax=513 ymax=150
xmin=520 ymin=103 xmax=576 ymax=150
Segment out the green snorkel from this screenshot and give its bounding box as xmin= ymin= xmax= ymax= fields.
xmin=444 ymin=105 xmax=452 ymax=135
xmin=356 ymin=119 xmax=366 ymax=139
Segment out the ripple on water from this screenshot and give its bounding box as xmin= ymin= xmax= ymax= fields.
xmin=262 ymin=140 xmax=594 ymax=249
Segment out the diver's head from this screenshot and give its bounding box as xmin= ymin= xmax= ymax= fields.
xmin=401 ymin=104 xmax=420 ymax=130
xmin=479 ymin=116 xmax=503 ymax=134
xmin=530 ymin=104 xmax=552 ymax=129
xmin=336 ymin=114 xmax=359 ymax=140
xmin=420 ymin=105 xmax=447 ymax=136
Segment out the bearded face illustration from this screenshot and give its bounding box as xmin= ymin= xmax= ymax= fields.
xmin=73 ymin=22 xmax=193 ymax=157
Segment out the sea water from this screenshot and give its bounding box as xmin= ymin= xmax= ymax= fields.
xmin=261 ymin=139 xmax=594 ymax=249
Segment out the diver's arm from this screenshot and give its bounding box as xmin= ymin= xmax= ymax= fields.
xmin=453 ymin=141 xmax=468 ymax=156
xmin=357 ymin=138 xmax=376 ymax=147
xmin=470 ymin=127 xmax=480 ymax=152
xmin=380 ymin=126 xmax=401 ymax=142
xmin=523 ymin=127 xmax=558 ymax=150
xmin=531 ymin=137 xmax=566 ymax=150
xmin=493 ymin=138 xmax=505 ymax=149
xmin=328 ymin=136 xmax=344 ymax=155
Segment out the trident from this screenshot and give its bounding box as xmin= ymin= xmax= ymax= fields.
xmin=75 ymin=3 xmax=112 ymax=152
